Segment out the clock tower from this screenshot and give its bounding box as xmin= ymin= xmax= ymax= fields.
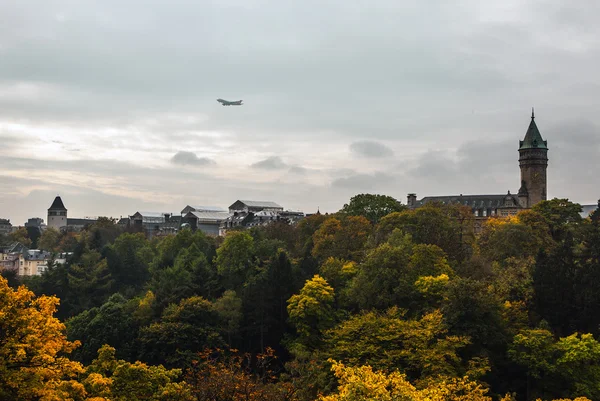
xmin=517 ymin=109 xmax=548 ymax=208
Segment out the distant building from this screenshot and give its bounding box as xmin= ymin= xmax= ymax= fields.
xmin=220 ymin=200 xmax=303 ymax=235
xmin=17 ymin=250 xmax=70 ymax=276
xmin=0 ymin=242 xmax=28 ymax=272
xmin=408 ymin=110 xmax=549 ymax=227
xmin=25 ymin=217 xmax=46 ymax=231
xmin=228 ymin=200 xmax=284 ymax=213
xmin=183 ymin=210 xmax=231 ymax=236
xmin=0 ymin=218 xmax=11 ymax=235
xmin=48 ymin=196 xmax=68 ymax=230
xmin=130 ymin=212 xmax=182 ymax=238
xmin=66 ymin=218 xmax=97 ymax=232
xmin=180 ymin=205 xmax=226 ymax=215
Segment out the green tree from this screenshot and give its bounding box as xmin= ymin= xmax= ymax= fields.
xmin=38 ymin=227 xmax=61 ymax=252
xmin=509 ymin=329 xmax=600 ymax=400
xmin=215 ymin=231 xmax=256 ymax=291
xmin=104 ymin=233 xmax=152 ymax=296
xmin=8 ymin=226 xmax=31 ymax=247
xmin=67 ymin=293 xmax=138 ymax=364
xmin=215 ymin=290 xmax=243 ymax=345
xmin=137 ymin=296 xmax=224 ymax=367
xmin=287 ymin=275 xmax=336 ymax=348
xmin=312 ymin=216 xmax=371 ymax=262
xmin=84 ymin=344 xmax=193 ymax=401
xmin=532 ymin=198 xmax=583 ymax=241
xmin=324 ymin=308 xmax=470 ymax=381
xmin=339 ymin=193 xmax=406 ymax=224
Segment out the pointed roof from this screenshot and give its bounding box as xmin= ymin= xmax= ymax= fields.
xmin=48 ymin=196 xmax=67 ymax=211
xmin=519 ymin=108 xmax=548 ymax=150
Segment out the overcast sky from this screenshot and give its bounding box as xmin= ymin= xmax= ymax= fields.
xmin=1 ymin=0 xmax=599 ymax=224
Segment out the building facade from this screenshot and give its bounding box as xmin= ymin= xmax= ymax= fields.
xmin=408 ymin=110 xmax=548 ymax=219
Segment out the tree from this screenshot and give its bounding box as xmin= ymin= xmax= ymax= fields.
xmin=67 ymin=293 xmax=139 ymax=364
xmin=375 ymin=203 xmax=470 ymax=263
xmin=215 ymin=231 xmax=256 ymax=291
xmin=104 ymin=233 xmax=151 ymax=296
xmin=8 ymin=226 xmax=31 ymax=247
xmin=0 ymin=276 xmax=85 ymax=400
xmin=320 ymin=361 xmax=492 ymax=401
xmin=323 ymin=308 xmax=470 ymax=381
xmin=186 ymin=348 xmax=296 ymax=401
xmin=137 ymin=296 xmax=224 ymax=367
xmin=509 ymin=329 xmax=600 ymax=401
xmin=532 ymin=198 xmax=583 ymax=241
xmin=84 ymin=344 xmax=193 ymax=401
xmin=215 ymin=290 xmax=243 ymax=345
xmin=347 ymin=232 xmax=453 ymax=312
xmin=312 ymin=216 xmax=371 ymax=262
xmin=338 ymin=194 xmax=406 ymax=224
xmin=38 ymin=227 xmax=61 ymax=252
xmin=287 ymin=275 xmax=336 ymax=348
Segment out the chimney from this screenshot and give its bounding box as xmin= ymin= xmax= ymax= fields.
xmin=407 ymin=193 xmax=417 ymax=208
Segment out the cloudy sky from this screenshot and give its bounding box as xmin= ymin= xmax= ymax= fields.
xmin=1 ymin=0 xmax=599 ymax=224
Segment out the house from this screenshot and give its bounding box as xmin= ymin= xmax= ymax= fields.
xmin=17 ymin=250 xmax=71 ymax=276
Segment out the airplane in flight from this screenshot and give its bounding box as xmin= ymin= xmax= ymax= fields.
xmin=217 ymin=98 xmax=243 ymax=106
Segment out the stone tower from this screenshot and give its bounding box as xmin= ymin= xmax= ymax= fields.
xmin=48 ymin=196 xmax=67 ymax=230
xmin=518 ymin=109 xmax=548 ymax=208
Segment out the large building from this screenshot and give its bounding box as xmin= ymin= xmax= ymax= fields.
xmin=408 ymin=110 xmax=548 ymax=218
xmin=47 ymin=196 xmax=97 ymax=231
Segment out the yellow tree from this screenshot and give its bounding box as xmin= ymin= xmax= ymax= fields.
xmin=320 ymin=360 xmax=492 ymax=401
xmin=0 ymin=276 xmax=85 ymax=400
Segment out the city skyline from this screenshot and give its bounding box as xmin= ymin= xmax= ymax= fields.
xmin=1 ymin=1 xmax=599 ymax=225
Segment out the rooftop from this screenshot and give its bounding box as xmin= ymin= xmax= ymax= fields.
xmin=519 ymin=109 xmax=548 ymax=150
xmin=49 ymin=196 xmax=67 ymax=211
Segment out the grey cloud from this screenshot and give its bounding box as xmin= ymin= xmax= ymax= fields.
xmin=331 ymin=172 xmax=393 ymax=191
xmin=350 ymin=140 xmax=394 ymax=158
xmin=251 ymin=156 xmax=287 ymax=170
xmin=170 ymin=151 xmax=216 ymax=166
xmin=289 ymin=166 xmax=307 ymax=175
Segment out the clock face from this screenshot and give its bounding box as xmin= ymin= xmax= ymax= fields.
xmin=532 ymin=172 xmax=541 ymax=184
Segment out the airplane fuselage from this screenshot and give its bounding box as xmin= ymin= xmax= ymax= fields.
xmin=217 ymin=98 xmax=243 ymax=106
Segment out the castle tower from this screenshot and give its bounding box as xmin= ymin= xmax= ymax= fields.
xmin=47 ymin=196 xmax=67 ymax=230
xmin=518 ymin=109 xmax=548 ymax=208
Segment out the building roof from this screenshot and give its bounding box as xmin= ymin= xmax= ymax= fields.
xmin=182 ymin=205 xmax=226 ymax=213
xmin=230 ymin=200 xmax=283 ymax=209
xmin=48 ymin=196 xmax=67 ymax=211
xmin=519 ymin=110 xmax=548 ymax=150
xmin=24 ymin=250 xmax=51 ymax=261
xmin=67 ymin=218 xmax=97 ymax=226
xmin=2 ymin=242 xmax=28 ymax=254
xmin=416 ymin=193 xmax=521 ymax=209
xmin=187 ymin=211 xmax=231 ymax=222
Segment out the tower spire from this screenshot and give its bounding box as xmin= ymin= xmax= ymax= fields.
xmin=531 ymin=107 xmax=535 ymax=119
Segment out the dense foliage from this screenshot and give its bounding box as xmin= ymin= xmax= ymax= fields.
xmin=1 ymin=194 xmax=599 ymax=401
